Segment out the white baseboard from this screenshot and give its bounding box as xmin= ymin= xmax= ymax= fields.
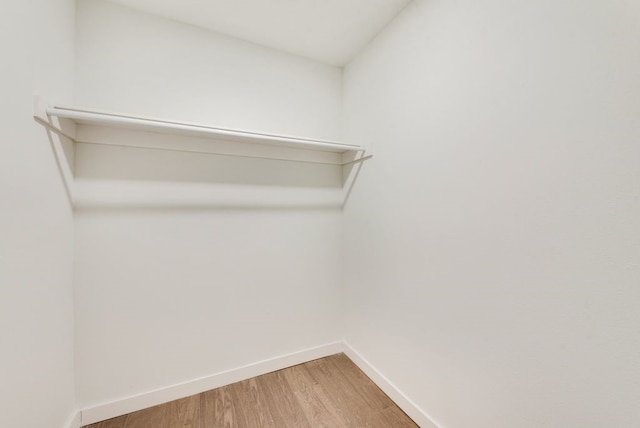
xmin=63 ymin=411 xmax=81 ymax=428
xmin=81 ymin=341 xmax=438 ymax=428
xmin=343 ymin=342 xmax=440 ymax=428
xmin=80 ymin=341 xmax=344 ymax=426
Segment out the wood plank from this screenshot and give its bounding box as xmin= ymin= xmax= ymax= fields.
xmin=293 ymin=384 xmax=344 ymax=427
xmin=225 ymin=378 xmax=276 ymax=427
xmin=281 ymin=362 xmax=344 ymax=427
xmin=162 ymin=395 xmax=200 ymax=428
xmin=221 ymin=386 xmax=233 ymax=428
xmin=305 ymin=356 xmax=380 ymax=427
xmin=122 ymin=403 xmax=165 ymax=428
xmin=329 ymin=353 xmax=396 ymax=410
xmin=380 ymin=406 xmax=421 ymax=428
xmin=88 ymin=418 xmax=125 ymax=428
xmin=280 ymin=363 xmax=319 ymax=393
xmin=256 ymin=371 xmax=311 ymax=428
xmin=200 ymin=387 xmax=224 ymax=428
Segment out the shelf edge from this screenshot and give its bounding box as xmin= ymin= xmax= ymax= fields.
xmin=48 ymin=106 xmax=366 ymax=154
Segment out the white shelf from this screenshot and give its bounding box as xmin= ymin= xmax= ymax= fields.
xmin=33 ymin=102 xmax=371 ymax=207
xmin=42 ymin=106 xmax=367 ymax=165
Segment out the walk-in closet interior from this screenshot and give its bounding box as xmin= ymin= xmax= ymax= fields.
xmin=2 ymin=0 xmax=640 ymax=427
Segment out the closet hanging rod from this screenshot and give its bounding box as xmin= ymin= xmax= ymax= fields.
xmin=46 ymin=106 xmax=366 ymax=154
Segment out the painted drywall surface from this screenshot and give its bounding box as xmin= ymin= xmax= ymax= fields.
xmin=75 ymin=0 xmax=343 ymax=140
xmin=75 ymin=207 xmax=342 ymax=407
xmin=0 ymin=0 xmax=76 ymax=427
xmin=74 ymin=0 xmax=344 ymax=407
xmin=106 ymin=0 xmax=412 ymax=66
xmin=343 ymin=0 xmax=640 ymax=427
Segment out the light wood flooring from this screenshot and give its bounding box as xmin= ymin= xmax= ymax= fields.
xmin=85 ymin=353 xmax=419 ymax=428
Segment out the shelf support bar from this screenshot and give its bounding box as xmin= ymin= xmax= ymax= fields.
xmin=342 ymin=154 xmax=373 ymax=166
xmin=32 ymin=112 xmax=76 ymax=206
xmin=33 ymin=114 xmax=77 ymax=143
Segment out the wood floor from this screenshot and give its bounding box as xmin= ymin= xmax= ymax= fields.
xmin=84 ymin=353 xmax=418 ymax=428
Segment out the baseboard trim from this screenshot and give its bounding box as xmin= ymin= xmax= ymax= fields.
xmin=343 ymin=342 xmax=440 ymax=428
xmin=81 ymin=341 xmax=439 ymax=427
xmin=64 ymin=411 xmax=81 ymax=428
xmin=80 ymin=341 xmax=344 ymax=426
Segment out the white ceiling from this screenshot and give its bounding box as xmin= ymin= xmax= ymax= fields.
xmin=107 ymin=0 xmax=412 ymax=66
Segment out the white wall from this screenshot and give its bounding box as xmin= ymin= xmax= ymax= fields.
xmin=343 ymin=0 xmax=640 ymax=427
xmin=75 ymin=0 xmax=342 ymax=140
xmin=74 ymin=0 xmax=344 ymax=408
xmin=0 ymin=0 xmax=77 ymax=427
